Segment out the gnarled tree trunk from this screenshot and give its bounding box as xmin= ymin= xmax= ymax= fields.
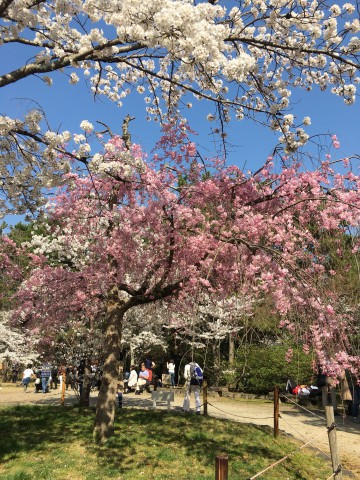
xmin=93 ymin=300 xmax=123 ymax=443
xmin=79 ymin=360 xmax=92 ymax=407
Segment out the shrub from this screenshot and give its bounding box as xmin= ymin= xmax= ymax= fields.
xmin=226 ymin=343 xmax=313 ymax=394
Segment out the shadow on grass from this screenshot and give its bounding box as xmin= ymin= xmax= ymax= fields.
xmin=0 ymin=404 xmax=93 ymax=449
xmin=0 ymin=405 xmax=332 ymax=479
xmin=91 ymin=409 xmax=328 ymax=479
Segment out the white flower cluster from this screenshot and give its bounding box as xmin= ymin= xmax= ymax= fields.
xmin=0 ymin=112 xmax=77 ymax=216
xmin=0 ymin=311 xmax=39 ymax=364
xmin=89 ymin=141 xmax=145 ymax=178
xmin=342 ymin=3 xmax=355 ymax=14
xmin=80 ymin=120 xmax=94 ymax=133
xmin=30 ymin=230 xmax=91 ymax=268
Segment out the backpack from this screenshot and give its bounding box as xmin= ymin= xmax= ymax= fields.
xmin=286 ymin=379 xmax=295 ymax=394
xmin=189 ymin=362 xmax=203 ymax=386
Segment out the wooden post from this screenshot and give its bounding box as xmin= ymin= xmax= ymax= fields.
xmin=215 ymin=454 xmax=228 ymax=480
xmin=274 ymin=385 xmax=279 ymax=437
xmin=203 ymin=379 xmax=208 ymax=416
xmin=325 ymin=406 xmax=343 ymax=479
xmin=60 ymin=371 xmax=66 ymax=406
xmin=153 ymin=374 xmax=158 ymax=391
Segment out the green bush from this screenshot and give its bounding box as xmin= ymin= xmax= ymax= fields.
xmin=226 ymin=344 xmax=313 ymax=394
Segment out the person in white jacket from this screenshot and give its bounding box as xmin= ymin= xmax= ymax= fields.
xmin=182 ymin=362 xmax=203 ymax=414
xmin=166 ymin=360 xmax=176 ymax=387
xmin=124 ymin=365 xmax=138 ymax=393
xmin=22 ymin=364 xmax=34 ymax=393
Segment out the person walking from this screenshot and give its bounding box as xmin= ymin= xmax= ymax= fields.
xmin=21 ymin=364 xmax=34 ymax=393
xmin=167 ymin=359 xmax=176 ymax=387
xmin=40 ymin=362 xmax=51 ymax=393
xmin=50 ymin=366 xmax=59 ymax=389
xmin=12 ymin=364 xmax=20 ymax=383
xmin=182 ymin=361 xmax=203 ymax=415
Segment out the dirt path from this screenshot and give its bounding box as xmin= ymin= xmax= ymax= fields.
xmin=1 ymin=384 xmax=359 ymax=478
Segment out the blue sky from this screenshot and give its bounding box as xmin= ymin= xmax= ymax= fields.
xmin=1 ymin=42 xmax=360 ymax=229
xmin=3 ymin=67 xmax=359 ymax=159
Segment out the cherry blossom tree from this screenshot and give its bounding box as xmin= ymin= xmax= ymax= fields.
xmin=3 ymin=121 xmax=358 ymax=441
xmin=0 ymin=310 xmax=39 ymax=365
xmin=1 ymin=0 xmax=360 ymax=215
xmin=160 ymin=293 xmax=254 ymax=383
xmin=122 ymin=304 xmax=168 ymax=365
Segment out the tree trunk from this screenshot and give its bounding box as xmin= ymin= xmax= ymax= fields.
xmin=130 ymin=342 xmax=135 ymax=366
xmin=229 ymin=333 xmax=235 ymax=367
xmin=228 ymin=333 xmax=237 ymax=389
xmin=79 ymin=360 xmax=92 ymax=407
xmin=93 ymin=301 xmax=123 ymax=443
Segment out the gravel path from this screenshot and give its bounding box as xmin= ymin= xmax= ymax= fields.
xmin=1 ymin=384 xmax=359 ymax=478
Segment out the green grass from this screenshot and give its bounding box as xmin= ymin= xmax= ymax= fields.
xmin=0 ymin=405 xmax=333 ymax=479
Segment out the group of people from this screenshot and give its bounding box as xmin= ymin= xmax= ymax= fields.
xmin=20 ymin=361 xmax=103 ymax=394
xmin=123 ymin=357 xmax=156 ymax=395
xmin=287 ymin=370 xmax=360 ymax=423
xmin=121 ymin=357 xmax=204 ymax=414
xmin=18 ymin=356 xmax=360 ymax=421
xmin=21 ymin=362 xmax=53 ymax=394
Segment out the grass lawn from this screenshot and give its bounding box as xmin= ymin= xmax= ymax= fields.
xmin=0 ymin=404 xmax=333 ymax=479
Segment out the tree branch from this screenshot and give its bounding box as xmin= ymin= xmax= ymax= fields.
xmin=0 ymin=41 xmax=146 ymax=88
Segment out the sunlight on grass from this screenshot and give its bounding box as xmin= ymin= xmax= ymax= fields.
xmin=0 ymin=405 xmax=333 ymax=480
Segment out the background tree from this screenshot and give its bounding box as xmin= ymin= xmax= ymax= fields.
xmin=0 ymin=310 xmax=39 ymax=368
xmin=121 ymin=304 xmax=168 ymax=368
xmin=0 ymin=222 xmax=35 ymax=309
xmin=163 ymin=293 xmax=254 ymax=385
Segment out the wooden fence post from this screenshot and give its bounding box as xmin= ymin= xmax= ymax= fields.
xmin=325 ymin=406 xmax=343 ymax=479
xmin=215 ymin=454 xmax=228 ymax=480
xmin=203 ymin=379 xmax=208 ymax=416
xmin=274 ymin=385 xmax=279 ymax=437
xmin=60 ymin=371 xmax=66 ymax=406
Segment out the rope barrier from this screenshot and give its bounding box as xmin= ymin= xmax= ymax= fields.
xmin=279 ymin=396 xmax=357 ymax=479
xmin=246 ymin=436 xmax=321 ymax=480
xmin=282 ymin=415 xmax=329 ymax=445
xmin=207 ymin=401 xmax=273 ymax=420
xmin=205 ymin=394 xmax=356 ymax=480
xmin=280 ymin=393 xmax=353 ymax=435
xmin=207 ymin=396 xmax=338 ymax=480
xmin=187 ymin=391 xmax=357 ymax=479
xmin=278 ymin=413 xmax=331 ymax=458
xmin=280 ymin=393 xmax=326 ymax=420
xmin=327 ymin=421 xmax=336 ymax=433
